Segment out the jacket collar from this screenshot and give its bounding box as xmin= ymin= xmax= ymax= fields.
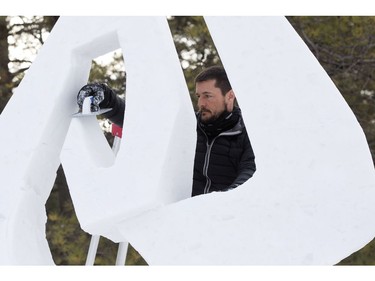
xmin=197 ymin=107 xmax=244 ymax=138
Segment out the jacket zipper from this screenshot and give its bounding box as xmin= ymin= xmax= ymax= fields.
xmin=202 ymin=130 xmax=242 ymax=194
xmin=203 ymin=138 xmax=216 ymax=194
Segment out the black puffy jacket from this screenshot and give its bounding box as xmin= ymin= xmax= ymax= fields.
xmin=192 ymin=107 xmax=256 ymax=196
xmin=99 ymin=87 xmax=255 ymax=197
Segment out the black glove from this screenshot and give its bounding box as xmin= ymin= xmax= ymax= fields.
xmin=77 ymin=83 xmax=125 ymax=128
xmin=77 ymin=83 xmax=111 ymax=112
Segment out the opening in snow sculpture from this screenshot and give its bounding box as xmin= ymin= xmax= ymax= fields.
xmin=0 ymin=16 xmax=374 ymax=265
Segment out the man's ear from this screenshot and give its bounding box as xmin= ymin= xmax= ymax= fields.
xmin=227 ymin=90 xmax=235 ymax=101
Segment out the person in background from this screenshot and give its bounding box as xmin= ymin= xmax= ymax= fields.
xmin=191 ymin=66 xmax=256 ymax=196
xmin=76 ymin=65 xmax=255 ymax=197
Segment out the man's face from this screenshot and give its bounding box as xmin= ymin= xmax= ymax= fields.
xmin=196 ymin=79 xmax=231 ymax=123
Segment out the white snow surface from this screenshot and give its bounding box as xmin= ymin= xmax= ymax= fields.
xmin=0 ymin=16 xmax=374 ymax=265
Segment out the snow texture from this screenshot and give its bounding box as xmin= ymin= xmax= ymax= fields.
xmin=0 ymin=16 xmax=374 ymax=265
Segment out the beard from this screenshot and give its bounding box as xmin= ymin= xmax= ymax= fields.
xmin=199 ymin=102 xmax=229 ymax=124
xmin=199 ymin=110 xmax=221 ymax=124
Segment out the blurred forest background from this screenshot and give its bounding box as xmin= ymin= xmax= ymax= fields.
xmin=0 ymin=16 xmax=374 ymax=265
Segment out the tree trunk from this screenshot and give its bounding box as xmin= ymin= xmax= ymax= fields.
xmin=0 ymin=16 xmax=12 ymax=113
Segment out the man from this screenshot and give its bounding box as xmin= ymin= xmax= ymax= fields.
xmin=76 ymin=66 xmax=255 ymax=197
xmin=192 ymin=66 xmax=256 ymax=196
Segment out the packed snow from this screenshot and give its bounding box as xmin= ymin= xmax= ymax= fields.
xmin=0 ymin=16 xmax=374 ymax=265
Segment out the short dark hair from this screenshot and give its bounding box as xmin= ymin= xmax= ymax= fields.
xmin=195 ymin=66 xmax=232 ymax=95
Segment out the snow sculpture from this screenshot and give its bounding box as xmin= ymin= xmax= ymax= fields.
xmin=0 ymin=16 xmax=195 ymax=265
xmin=103 ymin=17 xmax=375 ymax=265
xmin=0 ymin=16 xmax=374 ymax=265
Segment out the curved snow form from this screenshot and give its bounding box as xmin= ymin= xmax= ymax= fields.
xmin=60 ymin=17 xmax=196 ymax=240
xmin=0 ymin=16 xmax=374 ymax=265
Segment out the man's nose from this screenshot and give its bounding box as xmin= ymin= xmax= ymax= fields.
xmin=197 ymin=96 xmax=205 ymax=108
